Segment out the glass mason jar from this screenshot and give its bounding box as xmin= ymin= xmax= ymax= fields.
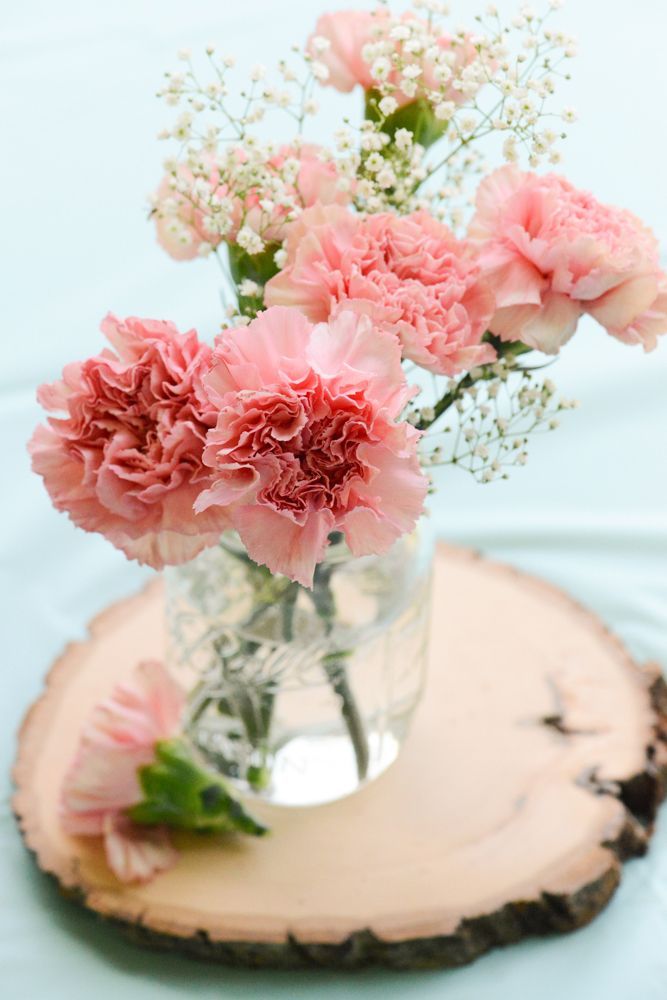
xmin=164 ymin=528 xmax=433 ymax=807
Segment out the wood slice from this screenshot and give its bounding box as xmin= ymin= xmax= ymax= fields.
xmin=13 ymin=544 xmax=667 ymax=970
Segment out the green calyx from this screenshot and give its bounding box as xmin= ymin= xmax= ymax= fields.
xmin=127 ymin=737 xmax=268 ymax=838
xmin=227 ymin=242 xmax=282 ymax=318
xmin=364 ymin=90 xmax=448 ymax=150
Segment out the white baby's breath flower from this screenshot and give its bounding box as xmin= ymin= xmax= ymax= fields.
xmin=435 ymin=101 xmax=456 ymax=121
xmin=311 ymin=35 xmax=331 ymax=54
xmin=433 ymin=63 xmax=453 ymax=84
xmin=404 ymin=38 xmax=424 ymax=56
xmin=311 ymin=61 xmax=330 ymax=82
xmin=390 ymin=24 xmax=412 ymax=42
xmin=379 ymin=95 xmax=399 ymax=116
xmin=238 ymin=279 xmax=260 ymax=297
xmin=237 ymin=226 xmax=265 ymax=255
xmin=502 ymin=136 xmax=519 ymax=162
xmin=365 ymin=152 xmax=385 ymax=173
xmin=394 ymin=128 xmax=413 ymax=151
xmin=371 ymin=57 xmax=392 ymax=81
xmin=376 ymin=166 xmax=396 ymax=189
xmin=334 ymin=127 xmax=353 ymax=151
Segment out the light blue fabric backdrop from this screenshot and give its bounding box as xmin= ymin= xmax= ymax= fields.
xmin=2 ymin=1 xmax=666 ymax=997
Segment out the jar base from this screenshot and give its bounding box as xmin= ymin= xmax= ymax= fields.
xmin=232 ymin=731 xmax=401 ymax=807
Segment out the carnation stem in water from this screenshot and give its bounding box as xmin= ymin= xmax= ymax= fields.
xmin=312 ymin=554 xmax=370 ymax=783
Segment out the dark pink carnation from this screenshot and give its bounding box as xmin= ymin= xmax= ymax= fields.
xmin=195 ymin=306 xmax=428 ymax=587
xmin=29 ymin=314 xmax=228 ymax=568
xmin=265 ymin=204 xmax=496 ymax=376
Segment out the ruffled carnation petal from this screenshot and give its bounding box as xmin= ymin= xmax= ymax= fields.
xmin=103 ymin=814 xmax=178 ymax=884
xmin=233 ymin=506 xmax=334 ymax=588
xmin=309 ymin=310 xmax=410 ymax=416
xmin=61 ymin=744 xmax=148 ymax=833
xmin=343 ymin=443 xmax=427 ymax=557
xmin=490 ymin=293 xmax=582 ymax=354
xmin=95 ymin=659 xmax=186 ymax=746
xmin=60 ymin=661 xmax=185 ymax=836
xmin=585 ymin=274 xmax=662 ymax=335
xmin=605 ymin=279 xmax=667 ymax=351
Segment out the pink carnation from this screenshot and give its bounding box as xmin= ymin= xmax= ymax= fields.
xmin=61 ymin=661 xmax=184 ymax=883
xmin=469 ymin=165 xmax=667 ymax=353
xmin=308 ymin=10 xmax=479 ymax=108
xmin=308 ymin=10 xmax=378 ymax=93
xmin=195 ymin=306 xmax=428 ymax=587
xmin=154 ymin=145 xmax=349 ymax=261
xmin=243 ymin=143 xmax=351 ymax=244
xmin=265 ymin=204 xmax=496 ymax=376
xmin=29 ymin=314 xmax=228 ymax=569
xmin=153 ymin=161 xmax=235 ymax=261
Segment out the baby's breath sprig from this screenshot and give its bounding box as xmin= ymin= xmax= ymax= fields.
xmin=412 ymin=354 xmax=578 ymax=483
xmin=329 ymin=0 xmax=576 ymax=225
xmin=152 ymin=45 xmax=337 ymax=264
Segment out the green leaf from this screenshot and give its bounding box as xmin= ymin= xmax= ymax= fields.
xmin=127 ymin=738 xmax=268 ymax=838
xmin=364 ymin=91 xmax=448 ymax=150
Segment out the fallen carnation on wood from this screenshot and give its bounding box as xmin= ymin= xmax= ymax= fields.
xmin=61 ymin=660 xmax=266 ymax=883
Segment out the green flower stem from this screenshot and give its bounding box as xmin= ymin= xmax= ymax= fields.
xmin=312 ymin=561 xmax=369 ymax=782
xmin=281 ymin=581 xmax=299 ymax=642
xmin=244 ymin=581 xmax=299 ymax=790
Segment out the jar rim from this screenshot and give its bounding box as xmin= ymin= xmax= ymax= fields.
xmin=219 ymin=529 xmax=352 ymax=568
xmin=218 ymin=525 xmax=428 ymax=574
